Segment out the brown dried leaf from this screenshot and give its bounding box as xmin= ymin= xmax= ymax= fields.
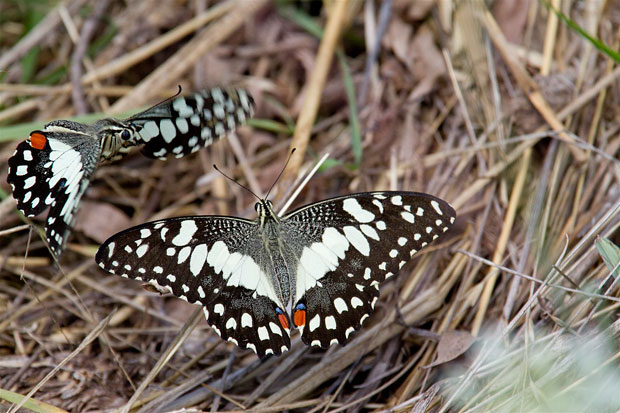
xmin=428 ymin=330 xmax=475 ymax=367
xmin=75 ymin=201 xmax=131 ymax=244
xmin=492 ymin=0 xmax=530 ymax=43
xmin=405 ymin=0 xmax=436 ymax=21
xmin=384 ymin=16 xmax=413 ymax=69
xmin=409 ymin=25 xmax=445 ymax=99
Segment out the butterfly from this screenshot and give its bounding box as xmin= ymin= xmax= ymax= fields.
xmin=95 ymin=191 xmax=455 ymax=357
xmin=7 ymin=87 xmax=254 ymax=256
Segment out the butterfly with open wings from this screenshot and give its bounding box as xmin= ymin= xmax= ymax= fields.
xmin=96 ymin=191 xmax=455 ymax=357
xmin=7 ymin=88 xmax=254 ymax=256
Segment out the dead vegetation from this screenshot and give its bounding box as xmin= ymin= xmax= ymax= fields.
xmin=1 ymin=0 xmax=620 ymax=411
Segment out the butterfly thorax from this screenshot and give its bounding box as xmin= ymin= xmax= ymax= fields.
xmin=255 ymin=200 xmax=294 ymax=308
xmin=93 ymin=118 xmax=141 ymax=162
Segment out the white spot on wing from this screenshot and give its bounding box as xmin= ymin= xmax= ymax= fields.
xmin=401 ymin=212 xmax=415 ymax=223
xmin=140 ymin=121 xmax=159 ymax=141
xmin=269 ymin=322 xmax=282 ymax=336
xmin=159 ymin=118 xmax=177 ymax=143
xmin=343 ymin=226 xmax=370 ymax=256
xmin=325 ymin=316 xmax=337 ymax=330
xmin=351 ymin=296 xmax=363 ymax=308
xmin=309 ymin=314 xmax=321 ymax=332
xmin=431 ymin=200 xmax=443 ymax=215
xmin=16 ymin=165 xmax=28 ymax=176
xmin=177 ymin=246 xmax=191 ymax=264
xmin=172 ymin=220 xmax=197 ymax=246
xmin=342 ymin=198 xmax=375 ymax=223
xmin=214 ymin=303 xmax=224 ymax=315
xmin=23 ymin=176 xmax=36 ymax=189
xmin=136 ymin=244 xmax=148 ymax=258
xmin=241 ymin=313 xmax=253 ymax=328
xmin=226 ymin=318 xmax=237 ymax=330
xmin=257 ymin=326 xmax=269 ymax=341
xmin=334 ymin=297 xmax=348 ymax=313
xmin=190 ymin=244 xmax=207 ymax=276
xmin=175 ymin=117 xmax=189 ymax=134
xmin=360 ymin=224 xmax=380 ymax=241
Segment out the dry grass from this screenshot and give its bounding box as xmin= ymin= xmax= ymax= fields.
xmin=1 ymin=0 xmax=620 ymax=412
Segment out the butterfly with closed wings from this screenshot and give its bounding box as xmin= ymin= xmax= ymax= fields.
xmin=96 ymin=191 xmax=455 ymax=357
xmin=7 ymin=88 xmax=255 ymax=256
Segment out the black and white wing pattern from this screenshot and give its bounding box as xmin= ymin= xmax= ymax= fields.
xmin=96 ymin=217 xmax=292 ymax=357
xmin=7 ymin=87 xmax=254 ymax=257
xmin=95 ymin=191 xmax=455 ymax=358
xmin=281 ymin=192 xmax=455 ymax=348
xmin=7 ymin=125 xmax=100 ymax=255
xmin=129 ymin=88 xmax=254 ymax=159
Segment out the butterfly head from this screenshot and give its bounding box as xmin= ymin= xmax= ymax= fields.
xmin=255 ymin=199 xmax=279 ymax=226
xmin=95 ymin=119 xmax=141 ymax=161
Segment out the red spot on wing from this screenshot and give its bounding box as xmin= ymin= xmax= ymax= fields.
xmin=278 ymin=313 xmax=289 ymax=330
xmin=293 ymin=309 xmax=306 ymax=327
xmin=29 ymin=132 xmax=47 ymax=150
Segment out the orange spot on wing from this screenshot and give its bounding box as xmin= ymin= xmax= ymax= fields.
xmin=293 ymin=309 xmax=306 ymax=327
xmin=29 ymin=132 xmax=47 ymax=150
xmin=278 ymin=313 xmax=289 ymax=330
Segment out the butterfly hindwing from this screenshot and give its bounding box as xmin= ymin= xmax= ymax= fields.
xmin=7 ymin=126 xmax=100 ymax=255
xmin=95 ymin=216 xmax=291 ymax=357
xmin=130 ymin=88 xmax=255 ymax=159
xmin=281 ymin=192 xmax=456 ymax=348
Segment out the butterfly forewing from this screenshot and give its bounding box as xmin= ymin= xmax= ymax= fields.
xmin=7 ymin=127 xmax=100 ymax=255
xmin=95 ymin=216 xmax=291 ymax=357
xmin=281 ymin=192 xmax=456 ymax=348
xmin=130 ymin=88 xmax=255 ymax=159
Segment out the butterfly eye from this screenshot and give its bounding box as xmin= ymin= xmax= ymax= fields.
xmin=120 ymin=130 xmax=131 ymax=140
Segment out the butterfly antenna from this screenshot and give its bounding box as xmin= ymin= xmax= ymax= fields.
xmin=265 ymin=148 xmax=296 ymax=200
xmin=213 ymin=164 xmax=260 ymax=201
xmin=152 ymin=85 xmax=183 ymax=108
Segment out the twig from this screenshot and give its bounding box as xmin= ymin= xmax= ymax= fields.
xmin=70 ymin=0 xmax=111 ymax=114
xmin=277 ymin=0 xmax=351 ymax=198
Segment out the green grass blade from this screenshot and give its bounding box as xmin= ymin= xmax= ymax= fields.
xmin=0 ymin=387 xmax=68 ymax=413
xmin=338 ymin=53 xmax=362 ymax=166
xmin=248 ymin=118 xmax=294 ymax=134
xmin=277 ymin=4 xmax=323 ymax=39
xmin=595 ymin=236 xmax=620 ymax=285
xmin=543 ymin=0 xmax=620 ymax=64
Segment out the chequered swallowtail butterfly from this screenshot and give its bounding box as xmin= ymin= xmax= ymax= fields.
xmin=7 ymin=88 xmax=255 ymax=256
xmin=95 ymin=191 xmax=455 ymax=357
